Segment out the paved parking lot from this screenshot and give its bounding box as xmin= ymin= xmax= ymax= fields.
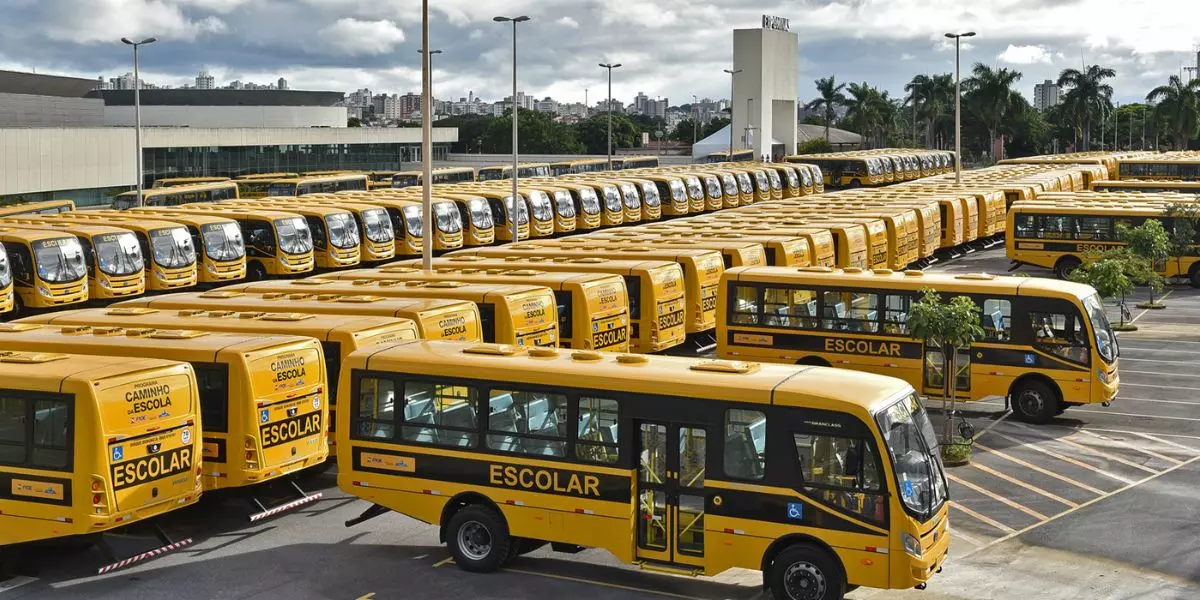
xmin=4 ymin=248 xmax=1200 ymax=599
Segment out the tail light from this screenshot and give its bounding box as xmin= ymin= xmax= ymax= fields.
xmin=91 ymin=475 xmax=111 ymax=514
xmin=244 ymin=435 xmax=260 ymax=469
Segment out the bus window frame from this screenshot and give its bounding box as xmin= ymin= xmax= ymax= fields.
xmin=0 ymin=389 xmax=74 ymax=472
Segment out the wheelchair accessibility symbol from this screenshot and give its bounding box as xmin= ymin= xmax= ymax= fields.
xmin=787 ymin=502 xmax=804 ymax=521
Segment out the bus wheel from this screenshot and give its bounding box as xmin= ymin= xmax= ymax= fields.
xmin=9 ymin=295 xmax=22 ymax=320
xmin=1011 ymin=380 xmax=1058 ymax=424
xmin=1188 ymin=263 xmax=1200 ymax=289
xmin=447 ymin=504 xmax=511 ymax=573
xmin=1053 ymin=256 xmax=1082 ymax=280
xmin=848 ymin=180 xmax=862 ymax=189
xmin=769 ymin=544 xmax=845 ymax=600
xmin=248 ymin=262 xmax=267 ymax=281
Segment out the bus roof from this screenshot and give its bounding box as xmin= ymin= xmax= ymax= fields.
xmin=355 ymin=340 xmax=910 ymax=414
xmin=327 ymin=266 xmax=624 ymax=290
xmin=0 ymin=350 xmax=190 ymax=392
xmin=0 ymin=322 xmax=314 ymax=356
xmin=726 ymin=266 xmax=1097 ymax=300
xmin=410 ymin=255 xmax=678 ymax=275
xmin=0 ymin=226 xmax=81 ymax=242
xmin=232 ymin=278 xmax=553 ymax=301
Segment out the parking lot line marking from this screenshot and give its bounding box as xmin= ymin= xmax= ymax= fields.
xmin=1121 ymin=382 xmax=1200 ymax=393
xmin=1118 ymin=357 xmax=1200 ymax=365
xmin=1129 ymin=431 xmax=1200 ymax=453
xmin=957 ymin=454 xmax=1200 ymax=561
xmin=948 ymin=501 xmax=1017 ymax=534
xmin=971 ymin=410 xmax=1011 ymax=442
xmin=969 ymin=462 xmax=1078 ymax=508
xmin=1113 ymin=396 xmax=1200 ymax=406
xmin=1075 ymin=430 xmax=1183 ymax=465
xmin=1129 ymin=290 xmax=1173 ymax=324
xmin=973 ymin=442 xmax=1105 ymax=495
xmin=1121 ymin=369 xmax=1200 ymax=378
xmin=1064 ymin=407 xmax=1200 ymax=422
xmin=947 ymin=474 xmax=1048 ymax=520
xmin=947 ymin=527 xmax=985 ymax=547
xmin=1109 ymin=346 xmax=1200 ymax=354
xmin=1007 ymin=423 xmax=1159 ymax=474
xmin=1115 ymin=336 xmax=1200 ymax=345
xmin=432 ymin=557 xmax=454 ymax=568
xmin=988 ymin=431 xmax=1135 ymax=485
xmin=0 ymin=576 xmax=37 ymax=594
xmin=506 ymin=567 xmax=702 ymax=599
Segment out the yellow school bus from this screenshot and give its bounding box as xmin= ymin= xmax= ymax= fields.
xmin=450 ymin=186 xmax=553 ymax=239
xmin=719 ymin=267 xmax=1120 ymax=423
xmin=229 ymin=278 xmax=558 ymax=347
xmin=398 ymin=256 xmax=687 ymax=354
xmin=0 ymin=352 xmax=203 ymax=554
xmin=517 ymin=185 xmax=578 ymax=235
xmin=559 ymin=180 xmax=624 ymax=226
xmin=399 ymin=193 xmax=494 ymax=247
xmin=151 ymin=176 xmax=231 ymax=189
xmin=442 ymin=190 xmax=529 ymax=244
xmin=339 ymin=341 xmax=949 ymax=599
xmin=0 ymin=243 xmax=12 ymax=316
xmin=126 ymin=212 xmax=247 ymax=283
xmin=678 ymin=223 xmax=839 ymax=269
xmin=556 ymin=236 xmax=766 ymax=269
xmin=20 ymin=307 xmax=418 ymax=455
xmin=278 ymin=197 xmax=396 ymax=264
xmin=117 ymin=290 xmax=483 ymax=342
xmin=323 ymin=267 xmax=630 ymax=352
xmin=0 ymin=200 xmax=76 ymax=218
xmin=391 ymin=167 xmax=477 ymax=189
xmin=328 ymin=195 xmax=425 ymax=257
xmin=266 ymin=174 xmax=369 ymax=196
xmin=0 ymin=227 xmax=88 ymax=313
xmin=0 ymin=222 xmax=145 ymax=300
xmin=166 ymin=206 xmax=315 ymax=279
xmin=362 ymin=193 xmax=465 ymax=251
xmin=476 ymin=163 xmax=552 ymax=181
xmin=0 ymin=324 xmax=328 ymax=499
xmin=234 ymin=173 xmax=299 ymax=199
xmin=600 ymin=229 xmax=813 ymax=267
xmin=44 ymin=214 xmax=199 ymax=292
xmin=112 ymin=181 xmax=240 ymax=210
xmin=641 ymin=174 xmax=692 ymax=217
xmin=458 ymin=245 xmax=722 ymax=338
xmin=544 ymin=183 xmax=604 ymax=231
xmin=217 ymin=201 xmax=361 ymax=270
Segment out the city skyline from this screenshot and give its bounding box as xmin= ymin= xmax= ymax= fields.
xmin=1 ymin=1 xmax=1196 ymax=108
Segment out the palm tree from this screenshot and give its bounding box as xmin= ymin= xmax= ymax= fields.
xmin=1057 ymin=64 xmax=1116 ymax=150
xmin=964 ymin=63 xmax=1023 ymax=159
xmin=805 ymin=76 xmax=847 ymax=143
xmin=1146 ymin=75 xmax=1200 ymax=149
xmin=843 ymin=82 xmax=880 ymax=147
xmin=931 ymin=74 xmax=955 ymax=149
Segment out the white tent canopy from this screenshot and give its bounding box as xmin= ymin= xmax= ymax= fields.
xmin=691 ymin=124 xmax=781 ymax=160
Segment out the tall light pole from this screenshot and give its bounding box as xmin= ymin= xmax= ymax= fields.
xmin=418 ymin=4 xmax=434 ymax=269
xmin=944 ymin=31 xmax=975 ymax=183
xmin=495 ymin=15 xmax=530 ymax=243
xmin=599 ymin=63 xmax=621 ymax=170
xmin=121 ymin=36 xmax=157 ymax=205
xmin=723 ymin=68 xmax=742 ymax=157
xmin=692 ymin=94 xmax=700 ymax=153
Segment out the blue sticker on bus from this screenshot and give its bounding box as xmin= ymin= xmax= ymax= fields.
xmin=903 ymin=480 xmax=915 ymax=500
xmin=787 ymin=502 xmax=804 ymax=521
xmin=111 ymin=446 xmax=124 ymax=461
xmin=1024 ymin=353 xmax=1036 ymax=365
xmin=260 ymin=409 xmax=270 ymax=423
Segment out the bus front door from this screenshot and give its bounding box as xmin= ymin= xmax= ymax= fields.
xmin=921 ymin=346 xmax=971 ymax=399
xmin=635 ymin=421 xmax=707 ymax=569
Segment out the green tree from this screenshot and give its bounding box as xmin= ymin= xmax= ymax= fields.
xmin=805 ymin=76 xmax=847 ymax=143
xmin=701 ymin=117 xmax=731 ymax=138
xmin=907 ymin=289 xmax=984 ymax=447
xmin=1118 ymin=219 xmax=1169 ymax=307
xmin=670 ymin=118 xmax=700 ymax=143
xmin=1057 ymin=64 xmax=1116 ymax=150
xmin=574 ymin=113 xmax=639 ymax=155
xmin=796 ymin=138 xmax=834 ymax=154
xmin=1146 ymin=75 xmax=1200 ymax=150
xmin=904 ymin=74 xmax=953 ymax=149
xmin=347 ymin=117 xmax=362 ymax=128
xmin=963 ymin=63 xmax=1023 ymax=159
xmin=1070 ymin=254 xmax=1136 ymax=329
xmin=1003 ymin=94 xmax=1052 ymax=157
xmin=1165 ymin=202 xmax=1200 ymax=284
xmin=481 ymin=109 xmax=584 ymax=154
xmin=435 ymin=114 xmax=493 ymax=153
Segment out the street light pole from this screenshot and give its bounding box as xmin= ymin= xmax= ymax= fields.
xmin=944 ymin=31 xmax=975 ymax=183
xmin=495 ymin=15 xmax=530 ymax=243
xmin=723 ymin=68 xmax=742 ymax=158
xmin=418 ymin=4 xmax=435 ymax=269
xmin=121 ymin=36 xmax=157 ymax=206
xmin=599 ymin=63 xmax=622 ymax=171
xmin=692 ymin=94 xmax=700 ymax=157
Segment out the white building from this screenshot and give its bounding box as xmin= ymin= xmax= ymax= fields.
xmin=195 ymin=70 xmax=215 ymax=90
xmin=95 ymin=89 xmax=349 ymax=128
xmin=1034 ymin=80 xmax=1060 ymax=112
xmin=727 ymin=17 xmax=798 ymax=160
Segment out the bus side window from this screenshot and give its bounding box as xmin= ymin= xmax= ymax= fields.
xmin=244 ymin=221 xmax=272 ymax=256
xmin=31 ymin=398 xmax=70 ymax=470
xmin=981 ymin=299 xmax=1012 ymax=342
xmin=731 ymin=285 xmax=760 ymax=325
xmin=1013 ymin=214 xmax=1037 ymax=238
xmin=793 ymin=432 xmax=883 ymax=523
xmin=78 ymin=237 xmax=96 ymax=276
xmin=195 ymin=365 xmax=230 ymax=433
xmin=404 ymin=382 xmax=478 ymax=448
xmin=882 ymin=293 xmax=911 ymax=335
xmin=353 ymin=376 xmax=396 ymax=440
xmin=576 ymin=396 xmax=619 ymax=464
xmin=306 ymin=217 xmax=327 ymax=250
xmin=6 ymin=242 xmax=33 ymax=285
xmin=487 ymin=389 xmax=566 ymax=457
xmin=0 ymin=394 xmax=27 ymax=464
xmin=1029 ymin=310 xmax=1089 ymax=364
xmin=723 ymin=409 xmax=765 ymax=480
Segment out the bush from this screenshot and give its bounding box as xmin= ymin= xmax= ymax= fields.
xmin=796 ymin=138 xmax=834 ymax=154
xmin=941 ymin=438 xmax=973 ymax=464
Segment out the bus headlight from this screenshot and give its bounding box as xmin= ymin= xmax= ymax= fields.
xmin=1097 ymin=368 xmax=1111 ymax=384
xmin=206 ymin=263 xmax=217 ymax=274
xmin=902 ymin=532 xmax=922 ymax=558
xmin=100 ymin=278 xmax=112 ymax=289
xmin=279 ymin=256 xmax=290 ymax=266
xmin=37 ymin=285 xmax=51 ymax=296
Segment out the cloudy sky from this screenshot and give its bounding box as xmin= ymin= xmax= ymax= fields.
xmin=0 ymin=0 xmax=1196 ymax=106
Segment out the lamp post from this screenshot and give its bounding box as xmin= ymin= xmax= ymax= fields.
xmin=944 ymin=31 xmax=975 ymax=183
xmin=494 ymin=15 xmax=530 ymax=243
xmin=418 ymin=3 xmax=435 ymax=269
xmin=599 ymin=63 xmax=622 ymax=171
xmin=691 ymin=94 xmax=700 ymax=151
xmin=120 ymin=36 xmax=157 ymax=205
xmin=723 ymin=68 xmax=742 ymax=158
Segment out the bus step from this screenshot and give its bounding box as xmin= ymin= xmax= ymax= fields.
xmin=95 ymin=537 xmax=194 ymax=575
xmin=635 ymin=561 xmax=702 ymax=577
xmin=549 ymin=542 xmax=585 ymax=554
xmin=247 ymin=481 xmax=323 ymax=523
xmin=345 ymin=503 xmax=391 ymax=528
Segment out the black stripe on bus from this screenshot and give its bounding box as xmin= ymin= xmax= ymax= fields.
xmin=726 ymin=329 xmax=924 ymax=360
xmin=0 ymin=472 xmax=73 ymax=506
xmin=350 ymin=445 xmax=631 ymax=503
xmin=707 ymin=486 xmax=884 ymax=536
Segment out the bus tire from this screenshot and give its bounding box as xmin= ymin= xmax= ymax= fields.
xmin=797 ymin=357 xmax=831 ymax=368
xmin=447 ymin=504 xmax=511 ymax=573
xmin=9 ymin=295 xmax=22 ymax=320
xmin=848 ymin=179 xmax=862 ymax=189
xmin=247 ymin=262 xmax=267 ymax=281
xmin=1053 ymin=256 xmax=1082 ymax=280
xmin=768 ymin=544 xmax=846 ymax=600
xmin=1011 ymin=379 xmax=1058 ymax=424
xmin=1188 ymin=263 xmax=1200 ymax=289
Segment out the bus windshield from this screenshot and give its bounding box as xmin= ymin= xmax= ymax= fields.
xmin=876 ymin=393 xmax=947 ymax=519
xmin=362 ymin=208 xmax=394 ymax=243
xmin=275 ymin=217 xmax=313 ymax=254
xmin=112 ymin=195 xmax=138 ymax=210
xmin=601 ymin=187 xmax=622 ymax=213
xmin=640 ymin=183 xmax=661 ymax=208
xmin=393 ymin=174 xmax=419 ymax=189
xmin=326 ymin=213 xmax=360 ymax=249
xmin=434 ymin=202 xmax=463 ymax=234
xmin=1083 ymin=293 xmax=1118 ymax=363
xmin=95 ymin=232 xmax=144 ymax=275
xmin=468 ymin=199 xmax=493 ymax=229
xmin=34 ymin=238 xmax=87 ymax=283
xmin=553 ymin=191 xmax=575 ymax=218
xmin=152 ymin=228 xmax=197 ymax=268
xmin=506 ymin=198 xmax=529 ymax=225
xmin=202 ymin=222 xmax=245 ymax=260
xmin=705 ymin=176 xmax=722 ymax=198
xmin=527 ymin=192 xmax=553 ymax=222
xmin=578 ymin=189 xmax=600 ymax=215
xmin=402 ymin=205 xmax=424 ymax=237
xmin=0 ymin=246 xmax=10 ymax=287
xmin=620 ymin=185 xmax=641 ymax=210
xmin=266 ymin=183 xmax=297 ymax=197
